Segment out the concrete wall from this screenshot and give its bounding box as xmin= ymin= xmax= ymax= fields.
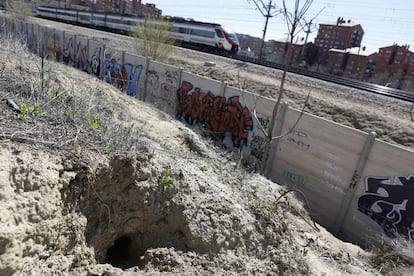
xmin=2 ymin=15 xmax=414 ymax=245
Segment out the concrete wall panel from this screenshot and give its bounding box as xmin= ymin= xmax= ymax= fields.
xmin=269 ymin=107 xmax=368 ymax=228
xmin=103 ymin=46 xmax=124 ymax=91
xmin=341 ymin=140 xmax=414 ymax=243
xmin=123 ymin=53 xmax=147 ymax=98
xmin=87 ymin=40 xmax=104 ymax=77
xmin=147 ymin=60 xmax=181 ymax=116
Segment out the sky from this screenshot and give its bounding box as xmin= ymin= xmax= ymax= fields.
xmin=144 ymin=0 xmax=414 ymax=52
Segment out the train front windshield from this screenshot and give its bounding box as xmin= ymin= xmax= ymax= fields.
xmin=223 ymin=27 xmax=239 ymax=43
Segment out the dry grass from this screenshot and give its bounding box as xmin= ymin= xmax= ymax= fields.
xmin=0 ymin=33 xmax=147 ymax=160
xmin=369 ymin=235 xmax=414 ymax=275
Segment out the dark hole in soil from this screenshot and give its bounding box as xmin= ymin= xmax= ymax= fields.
xmin=106 ymin=235 xmax=139 ymax=269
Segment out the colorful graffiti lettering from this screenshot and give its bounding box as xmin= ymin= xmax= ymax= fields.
xmin=105 ymin=58 xmax=126 ymax=90
xmin=105 ymin=59 xmax=143 ymax=96
xmin=123 ymin=63 xmax=143 ymax=96
xmin=358 ymin=175 xmax=414 ymax=240
xmin=177 ymin=81 xmax=253 ymax=148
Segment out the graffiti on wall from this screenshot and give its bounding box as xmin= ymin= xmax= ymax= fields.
xmin=283 ymin=169 xmax=307 ymax=186
xmin=249 ymin=116 xmax=270 ymax=160
xmin=358 ymin=175 xmax=414 ymax=240
xmin=286 ymin=129 xmax=311 ymax=151
xmin=90 ymin=47 xmax=101 ymax=76
xmin=177 ymin=81 xmax=253 ymax=149
xmin=104 ymin=58 xmax=143 ymax=96
xmin=63 ymin=37 xmax=75 ymax=66
xmin=26 ymin=25 xmax=37 ymax=52
xmin=250 ymin=134 xmax=266 ymax=160
xmin=62 ymin=37 xmax=102 ymax=77
xmin=47 ymin=32 xmax=61 ymax=61
xmin=148 ymin=68 xmax=179 ymax=111
xmin=75 ymin=42 xmax=89 ymax=72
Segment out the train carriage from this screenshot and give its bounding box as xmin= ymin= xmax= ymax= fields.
xmin=36 ymin=6 xmax=239 ymax=54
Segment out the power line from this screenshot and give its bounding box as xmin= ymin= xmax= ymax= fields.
xmin=247 ymin=0 xmax=282 ymax=60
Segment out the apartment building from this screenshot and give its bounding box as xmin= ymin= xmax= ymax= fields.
xmin=374 ymin=44 xmax=412 ymax=74
xmin=372 ymin=44 xmax=414 ymax=88
xmin=328 ymin=47 xmax=377 ymax=80
xmin=94 ymin=0 xmax=160 ymax=16
xmin=237 ymin=34 xmax=263 ymax=58
xmin=315 ymin=17 xmax=364 ymax=64
xmin=406 ymin=54 xmax=414 ymax=86
xmin=265 ymin=37 xmax=308 ymax=64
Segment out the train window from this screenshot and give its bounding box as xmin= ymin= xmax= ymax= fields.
xmin=171 ymin=26 xmax=187 ymax=34
xmin=222 ymin=27 xmax=238 ymax=41
xmin=215 ymin=29 xmax=224 ymax=38
xmin=79 ymin=15 xmax=90 ymax=21
xmin=190 ymin=28 xmax=215 ymax=38
xmin=107 ymin=18 xmax=122 ymax=24
xmin=125 ymin=19 xmax=140 ymax=26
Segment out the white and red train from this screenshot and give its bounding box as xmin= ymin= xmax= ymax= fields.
xmin=36 ymin=6 xmax=240 ymax=54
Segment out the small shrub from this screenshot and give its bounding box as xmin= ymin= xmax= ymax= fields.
xmin=251 ymin=185 xmax=258 ymax=193
xmin=158 ymin=168 xmax=173 ymax=189
xmin=87 ymin=115 xmax=102 ymax=129
xmin=17 ymin=102 xmax=41 ymax=119
xmin=269 ymin=202 xmax=277 ymax=212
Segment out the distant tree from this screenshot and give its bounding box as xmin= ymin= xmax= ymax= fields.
xmin=131 ymin=14 xmax=176 ymax=62
xmin=7 ymin=0 xmax=32 ymax=20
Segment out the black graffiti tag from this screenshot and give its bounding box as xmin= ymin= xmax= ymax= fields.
xmin=358 ymin=175 xmax=414 ymax=240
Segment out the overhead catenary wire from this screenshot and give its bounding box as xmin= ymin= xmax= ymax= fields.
xmin=149 ymin=0 xmax=414 ymax=50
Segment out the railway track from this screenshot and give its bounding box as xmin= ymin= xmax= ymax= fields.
xmin=233 ymin=55 xmax=414 ymax=103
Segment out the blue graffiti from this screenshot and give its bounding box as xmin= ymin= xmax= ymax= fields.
xmin=124 ymin=63 xmax=143 ymax=96
xmin=104 ymin=59 xmax=143 ymax=96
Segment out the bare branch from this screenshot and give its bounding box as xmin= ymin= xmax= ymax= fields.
xmin=275 ymin=189 xmax=320 ymax=232
xmin=271 ymin=89 xmax=311 ymax=140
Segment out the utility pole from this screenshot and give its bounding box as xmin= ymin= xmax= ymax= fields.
xmin=248 ymin=0 xmax=282 ymax=60
xmin=300 ymin=7 xmax=324 ymax=65
xmin=300 ymin=19 xmax=312 ymax=62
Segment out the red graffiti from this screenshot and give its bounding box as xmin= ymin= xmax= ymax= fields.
xmin=106 ymin=58 xmax=127 ymax=90
xmin=177 ymin=81 xmax=253 ymax=148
